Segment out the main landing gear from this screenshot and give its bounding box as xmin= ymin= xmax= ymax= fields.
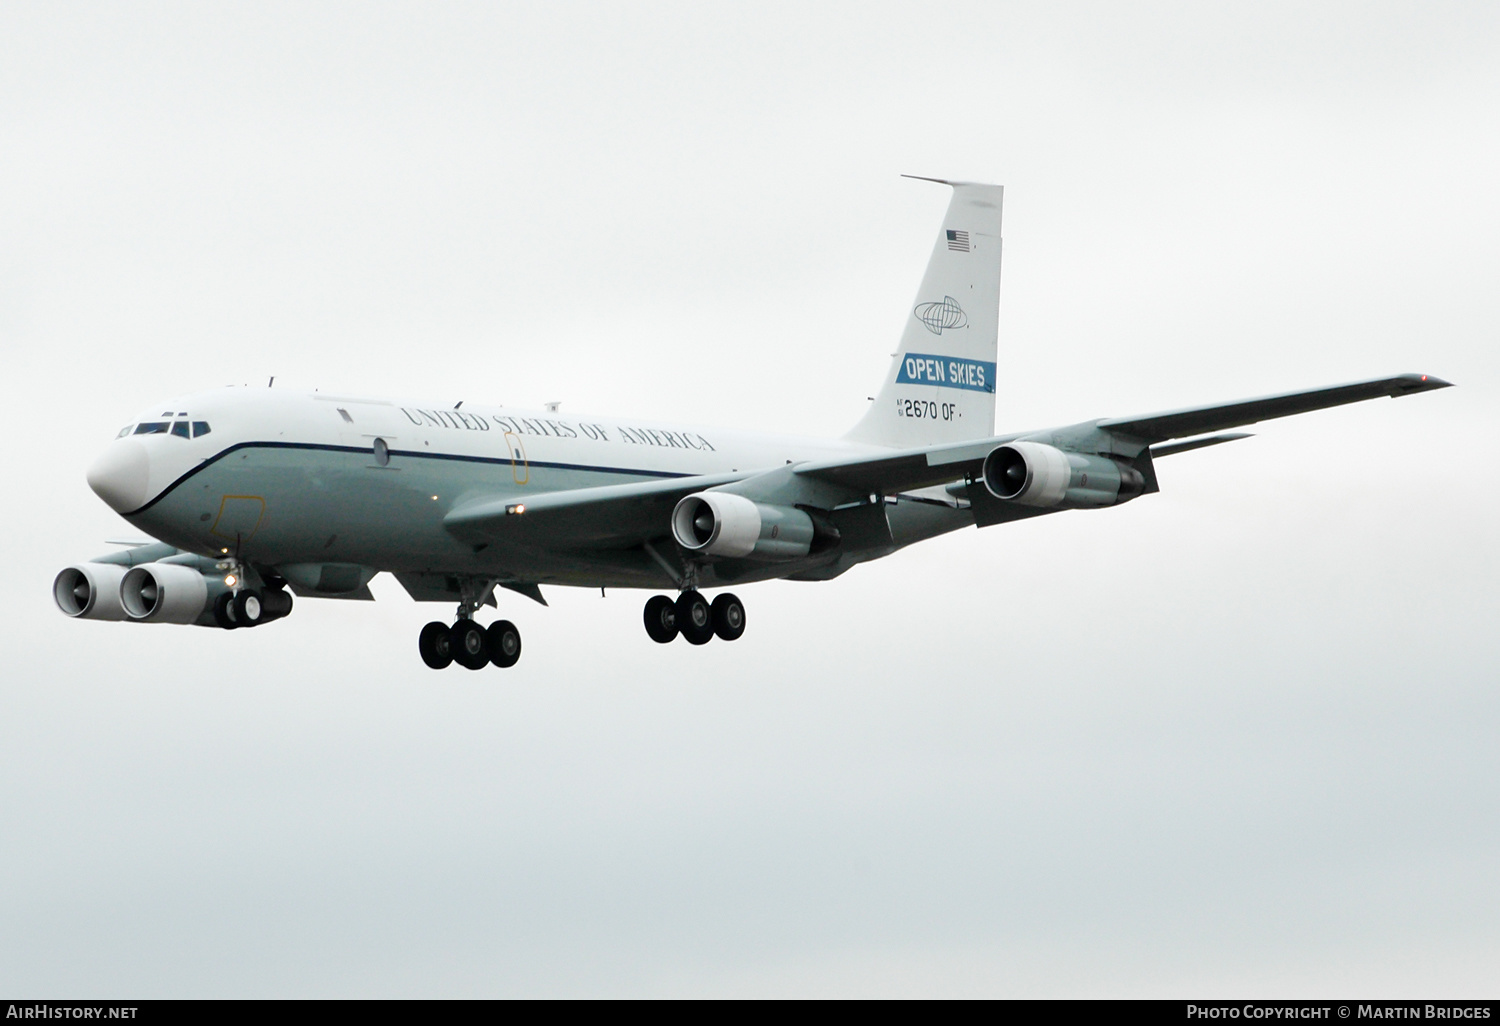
xmin=417 ymin=578 xmax=522 ymax=672
xmin=643 ymin=591 xmax=746 ymax=645
xmin=419 ymin=618 xmax=522 ymax=671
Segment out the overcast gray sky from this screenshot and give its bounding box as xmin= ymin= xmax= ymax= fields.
xmin=2 ymin=0 xmax=1497 ymax=997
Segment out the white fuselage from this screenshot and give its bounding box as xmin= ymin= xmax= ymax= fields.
xmin=86 ymin=386 xmax=962 ymax=591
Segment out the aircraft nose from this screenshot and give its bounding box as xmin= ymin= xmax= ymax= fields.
xmin=87 ymin=439 xmax=151 ymax=513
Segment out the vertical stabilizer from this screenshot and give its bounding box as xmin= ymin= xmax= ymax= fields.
xmin=846 ymin=178 xmax=1003 ymax=448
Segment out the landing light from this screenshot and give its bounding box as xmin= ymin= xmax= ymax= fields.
xmin=506 ymin=504 xmax=526 ymax=515
xmin=431 ymin=495 xmax=439 ymax=501
xmin=224 ymin=574 xmax=237 ymax=587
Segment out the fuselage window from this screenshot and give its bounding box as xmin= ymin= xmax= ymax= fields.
xmin=134 ymin=422 xmax=169 ymax=435
xmin=192 ymin=421 xmax=211 ymax=438
xmin=171 ymin=421 xmax=191 ymax=439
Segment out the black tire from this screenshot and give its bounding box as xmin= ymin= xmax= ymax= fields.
xmin=419 ymin=620 xmax=454 ymax=669
xmin=213 ymin=592 xmax=239 ymax=630
xmin=451 ymin=619 xmax=489 ymax=670
xmin=260 ymin=587 xmax=294 ymax=622
xmin=232 ymin=589 xmax=264 ymax=627
xmin=711 ymin=593 xmax=746 ymax=641
xmin=487 ymin=620 xmax=522 ymax=668
xmin=643 ymin=594 xmax=678 ymax=643
xmin=676 ymin=590 xmax=714 ymax=645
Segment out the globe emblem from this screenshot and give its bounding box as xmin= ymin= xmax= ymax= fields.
xmin=914 ymin=295 xmax=968 ymax=335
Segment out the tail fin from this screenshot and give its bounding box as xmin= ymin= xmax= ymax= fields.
xmin=845 ymin=178 xmax=1004 ymax=448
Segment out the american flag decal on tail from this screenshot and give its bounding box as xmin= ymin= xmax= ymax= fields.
xmin=945 ymin=229 xmax=970 ymax=252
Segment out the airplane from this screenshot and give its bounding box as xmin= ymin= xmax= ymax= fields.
xmin=54 ymin=178 xmax=1452 ymax=670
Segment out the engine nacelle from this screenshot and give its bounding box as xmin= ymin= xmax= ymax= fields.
xmin=120 ymin=562 xmax=211 ymax=624
xmin=671 ymin=492 xmax=816 ymax=560
xmin=982 ymin=441 xmax=1145 ymax=508
xmin=53 ymin=563 xmax=129 ymax=620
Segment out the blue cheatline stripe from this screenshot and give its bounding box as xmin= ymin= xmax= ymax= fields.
xmin=894 ymin=353 xmax=997 ymax=393
xmin=124 ymin=440 xmax=697 ymax=516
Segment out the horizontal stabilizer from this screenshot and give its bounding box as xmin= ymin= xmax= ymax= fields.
xmin=1100 ymin=374 xmax=1451 ymax=443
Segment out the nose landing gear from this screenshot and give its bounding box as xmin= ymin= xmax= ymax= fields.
xmin=211 ymin=580 xmax=293 ymax=630
xmin=641 ymin=590 xmax=746 ymax=645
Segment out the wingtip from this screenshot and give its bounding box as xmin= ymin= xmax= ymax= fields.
xmin=1398 ymin=373 xmax=1454 ymax=392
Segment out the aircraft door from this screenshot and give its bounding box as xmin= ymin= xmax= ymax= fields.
xmin=210 ymin=494 xmax=266 ymax=551
xmin=504 ymin=431 xmax=529 ymax=485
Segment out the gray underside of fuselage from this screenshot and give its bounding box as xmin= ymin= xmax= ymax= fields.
xmin=125 ymin=444 xmax=976 ymax=592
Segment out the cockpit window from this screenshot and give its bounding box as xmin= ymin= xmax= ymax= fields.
xmin=122 ymin=417 xmax=210 ymax=438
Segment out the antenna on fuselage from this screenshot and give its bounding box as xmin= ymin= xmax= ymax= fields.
xmin=268 ymin=376 xmax=275 ymax=388
xmin=454 ymin=401 xmax=464 ymax=409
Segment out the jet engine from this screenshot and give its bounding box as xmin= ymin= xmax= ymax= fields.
xmin=671 ymin=492 xmax=816 ymax=560
xmin=982 ymin=441 xmax=1145 ymax=508
xmin=53 ymin=563 xmax=129 ymax=621
xmin=57 ymin=555 xmax=292 ymax=628
xmin=120 ymin=562 xmax=213 ymax=624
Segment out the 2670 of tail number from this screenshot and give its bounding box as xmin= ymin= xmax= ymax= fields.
xmin=898 ymin=399 xmax=958 ymax=420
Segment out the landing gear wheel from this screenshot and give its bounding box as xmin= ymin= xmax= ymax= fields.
xmin=451 ymin=619 xmax=489 ymax=670
xmin=419 ymin=621 xmax=454 ymax=669
xmin=644 ymin=594 xmax=678 ymax=644
xmin=487 ymin=620 xmax=521 ymax=668
xmin=232 ymin=589 xmax=264 ymax=627
xmin=711 ymin=593 xmax=746 ymax=641
xmin=676 ymin=590 xmax=714 ymax=645
xmin=213 ymin=592 xmax=239 ymax=630
xmin=259 ymin=586 xmax=293 ymax=622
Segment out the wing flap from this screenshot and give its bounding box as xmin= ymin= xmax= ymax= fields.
xmin=794 ymin=435 xmax=1018 ymax=497
xmin=1149 ymin=432 xmax=1253 ymax=458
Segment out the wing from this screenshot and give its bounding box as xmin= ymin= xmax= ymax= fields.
xmin=443 ymin=471 xmax=746 ymax=548
xmin=1097 ymin=373 xmax=1450 ymax=443
xmin=792 ymin=372 xmax=1452 ymax=494
xmin=443 ymin=374 xmax=1450 ymax=553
